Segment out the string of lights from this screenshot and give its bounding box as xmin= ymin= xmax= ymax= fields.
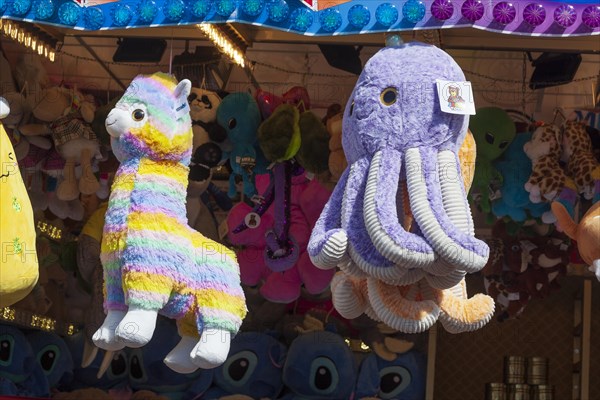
xmin=196 ymin=24 xmax=246 ymax=69
xmin=1 ymin=306 xmax=79 ymax=336
xmin=0 ymin=18 xmax=59 ymax=62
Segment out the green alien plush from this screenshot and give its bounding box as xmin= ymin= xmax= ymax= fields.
xmin=468 ymin=107 xmax=517 ymax=218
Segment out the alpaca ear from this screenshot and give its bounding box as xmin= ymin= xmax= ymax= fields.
xmin=174 ymin=79 xmax=192 ymax=102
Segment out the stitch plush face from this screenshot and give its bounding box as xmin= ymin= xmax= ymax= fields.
xmin=105 ymin=72 xmax=193 ymax=164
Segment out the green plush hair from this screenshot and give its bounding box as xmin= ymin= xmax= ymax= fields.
xmin=258 ymin=104 xmax=301 ymax=162
xmin=296 ymin=111 xmax=330 ymax=174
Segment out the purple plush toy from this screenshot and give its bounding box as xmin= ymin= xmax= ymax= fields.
xmin=308 ymin=42 xmax=494 ymax=334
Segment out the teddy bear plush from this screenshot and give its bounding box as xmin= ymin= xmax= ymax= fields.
xmin=20 ymin=85 xmax=102 ymax=201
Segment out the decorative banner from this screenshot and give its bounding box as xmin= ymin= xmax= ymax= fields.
xmin=0 ymin=0 xmax=598 ymax=37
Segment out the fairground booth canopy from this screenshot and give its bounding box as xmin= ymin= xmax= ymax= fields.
xmin=1 ymin=0 xmax=599 ymax=37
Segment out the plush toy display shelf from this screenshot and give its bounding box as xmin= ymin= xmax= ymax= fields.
xmin=0 ymin=0 xmax=598 ymax=36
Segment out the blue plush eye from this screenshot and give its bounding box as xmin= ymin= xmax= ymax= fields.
xmin=107 ymin=351 xmax=128 ymax=380
xmin=223 ymin=350 xmax=258 ymax=386
xmin=309 ymin=356 xmax=339 ymax=394
xmin=132 ymin=109 xmax=145 ymax=121
xmin=38 ymin=344 xmax=60 ymax=375
xmin=0 ymin=335 xmax=14 ymax=366
xmin=379 ymin=366 xmax=412 ymax=399
xmin=380 ymin=87 xmax=397 ymax=106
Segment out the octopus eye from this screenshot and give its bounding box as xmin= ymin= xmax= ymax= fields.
xmin=380 ymin=87 xmax=397 ymax=106
xmin=132 ymin=109 xmax=145 ymax=121
xmin=349 ymin=100 xmax=355 ymax=116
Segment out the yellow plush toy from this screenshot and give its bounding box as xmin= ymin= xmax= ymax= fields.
xmin=0 ymin=97 xmax=39 ymax=307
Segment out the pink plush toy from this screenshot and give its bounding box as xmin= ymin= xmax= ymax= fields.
xmin=227 ymin=173 xmax=333 ymax=303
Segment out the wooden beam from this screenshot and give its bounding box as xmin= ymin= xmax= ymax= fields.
xmin=426 ymin=323 xmax=438 ymax=400
xmin=581 ymin=279 xmax=592 ymax=400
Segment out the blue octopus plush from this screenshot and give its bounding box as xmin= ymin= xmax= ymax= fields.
xmin=202 ymin=331 xmax=287 ymax=399
xmin=216 ymin=92 xmax=269 ymax=200
xmin=279 ymin=330 xmax=357 ymax=399
xmin=355 ymin=348 xmax=426 ymax=399
xmin=0 ymin=324 xmax=50 ymax=397
xmin=27 ymin=331 xmax=74 ymax=390
xmin=492 ymin=132 xmax=550 ymax=222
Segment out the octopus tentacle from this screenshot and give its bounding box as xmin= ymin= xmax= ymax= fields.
xmin=342 ymin=158 xmax=408 ymax=283
xmin=367 ymin=278 xmax=440 ymax=334
xmin=405 ymin=147 xmax=489 ymax=273
xmin=308 ymin=167 xmax=350 ymax=269
xmin=364 ymin=149 xmax=438 ymax=269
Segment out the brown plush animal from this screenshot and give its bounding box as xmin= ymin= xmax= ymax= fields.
xmin=561 ymin=120 xmax=600 ymax=200
xmin=552 ymin=201 xmax=600 ymax=281
xmin=524 ymin=124 xmax=571 ymax=203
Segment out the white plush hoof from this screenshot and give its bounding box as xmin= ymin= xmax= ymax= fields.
xmin=93 ymin=310 xmax=127 ymax=351
xmin=190 ymin=328 xmax=231 ymax=369
xmin=115 ymin=307 xmax=158 ymax=348
xmin=164 ymin=336 xmax=199 ymax=374
xmin=311 ymin=230 xmax=348 ymax=270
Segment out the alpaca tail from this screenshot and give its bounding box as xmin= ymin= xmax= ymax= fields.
xmin=551 ymin=201 xmax=577 ymax=240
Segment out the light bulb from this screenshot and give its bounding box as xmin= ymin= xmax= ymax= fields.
xmin=38 ymin=45 xmax=44 ymax=55
xmin=48 ymin=50 xmax=55 ymax=62
xmin=24 ymin=33 xmax=31 ymax=47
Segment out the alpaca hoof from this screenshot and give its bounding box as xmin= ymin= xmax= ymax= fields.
xmin=191 ymin=328 xmax=231 ymax=369
xmin=164 ymin=336 xmax=200 ymax=374
xmin=115 ymin=308 xmax=158 ymax=348
xmin=93 ymin=310 xmax=127 ymax=351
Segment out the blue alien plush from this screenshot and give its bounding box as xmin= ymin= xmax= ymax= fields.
xmin=279 ymin=330 xmax=357 ymax=400
xmin=202 ymin=331 xmax=287 ymax=399
xmin=64 ymin=332 xmax=129 ymax=390
xmin=129 ymin=317 xmax=211 ymax=400
xmin=216 ymin=92 xmax=270 ymax=200
xmin=355 ymin=348 xmax=426 ymax=399
xmin=27 ymin=331 xmax=74 ymax=390
xmin=492 ymin=132 xmax=550 ymax=222
xmin=0 ymin=324 xmax=50 ymax=397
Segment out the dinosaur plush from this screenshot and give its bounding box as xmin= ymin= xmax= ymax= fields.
xmin=0 ymin=96 xmax=39 ymax=308
xmin=468 ymin=107 xmax=516 ymax=215
xmin=552 ymin=201 xmax=600 ymax=281
xmin=216 ymin=92 xmax=269 ymax=201
xmin=92 ymin=72 xmax=247 ymax=374
xmin=492 ymin=132 xmax=550 ymax=223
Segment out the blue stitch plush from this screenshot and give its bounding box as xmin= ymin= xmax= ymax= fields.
xmin=202 ymin=331 xmax=287 ymax=399
xmin=355 ymin=348 xmax=426 ymax=399
xmin=279 ymin=330 xmax=357 ymax=399
xmin=216 ymin=92 xmax=269 ymax=200
xmin=0 ymin=324 xmax=50 ymax=397
xmin=492 ymin=132 xmax=550 ymax=222
xmin=27 ymin=330 xmax=74 ymax=390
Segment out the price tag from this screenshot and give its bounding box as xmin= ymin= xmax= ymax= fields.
xmin=436 ymin=80 xmax=476 ymax=115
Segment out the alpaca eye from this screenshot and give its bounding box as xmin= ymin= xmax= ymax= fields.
xmin=132 ymin=109 xmax=145 ymax=121
xmin=380 ymin=88 xmax=397 ymax=106
xmin=228 ymin=118 xmax=237 ymax=129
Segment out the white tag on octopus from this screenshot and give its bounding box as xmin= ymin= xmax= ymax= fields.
xmin=436 ymin=80 xmax=476 ymax=115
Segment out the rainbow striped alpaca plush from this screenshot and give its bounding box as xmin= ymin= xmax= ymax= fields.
xmin=92 ymin=73 xmax=247 ymax=374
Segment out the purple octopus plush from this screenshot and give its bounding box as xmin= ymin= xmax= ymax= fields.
xmin=308 ymin=42 xmax=494 ymax=334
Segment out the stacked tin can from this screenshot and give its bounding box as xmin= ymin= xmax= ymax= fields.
xmin=527 ymin=357 xmax=553 ymax=400
xmin=505 ymin=356 xmax=528 ymax=400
